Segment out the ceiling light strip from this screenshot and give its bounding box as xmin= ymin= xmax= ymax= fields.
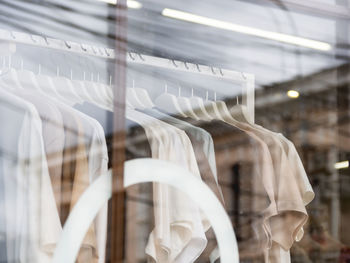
xmin=162 ymin=8 xmax=331 ymax=51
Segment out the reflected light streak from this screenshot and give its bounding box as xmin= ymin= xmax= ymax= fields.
xmin=162 ymin=8 xmax=332 ymax=51
xmin=334 ymin=160 xmax=349 ymax=169
xmin=97 ymin=0 xmax=142 ymax=9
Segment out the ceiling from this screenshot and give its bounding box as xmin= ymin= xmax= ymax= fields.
xmin=0 ymin=0 xmax=349 ymax=99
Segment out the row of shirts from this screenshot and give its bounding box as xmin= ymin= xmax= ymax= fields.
xmin=0 ymin=87 xmax=108 ymax=263
xmin=77 ymin=99 xmax=315 ymax=262
xmin=0 ymin=82 xmax=314 ymax=263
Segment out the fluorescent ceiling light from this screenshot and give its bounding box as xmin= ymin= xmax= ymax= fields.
xmin=334 ymin=160 xmax=349 ymax=169
xmin=97 ymin=0 xmax=142 ymax=9
xmin=287 ymin=90 xmax=299 ymax=98
xmin=162 ymin=8 xmax=331 ymax=51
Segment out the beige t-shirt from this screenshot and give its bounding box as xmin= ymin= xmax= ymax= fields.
xmin=223 ymin=118 xmax=309 ymax=255
xmin=212 ymin=119 xmax=276 ymax=254
xmin=245 ymin=124 xmax=313 ymax=263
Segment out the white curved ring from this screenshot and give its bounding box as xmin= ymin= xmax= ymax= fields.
xmin=52 ymin=158 xmax=238 ymax=263
xmin=125 ymin=159 xmax=238 ymax=263
xmin=52 ymin=170 xmax=112 ymax=263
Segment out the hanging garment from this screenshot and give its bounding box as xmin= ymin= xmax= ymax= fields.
xmin=74 ymin=102 xmax=156 ymax=262
xmin=24 ymin=93 xmax=108 ymax=263
xmin=224 ymin=120 xmax=313 ymax=262
xmin=205 ymin=120 xmax=276 ymax=252
xmin=127 ymin=109 xmax=208 ymax=263
xmin=240 ymin=124 xmax=313 ymax=262
xmin=276 ymin=133 xmax=314 ymax=207
xmin=11 ymin=91 xmax=65 ymax=215
xmin=73 ymin=104 xmax=110 ymax=263
xmin=74 ymin=101 xmax=153 ymax=160
xmin=139 ymin=108 xmax=224 ymax=205
xmin=0 ymin=88 xmax=62 ymax=263
xmin=51 ymin=98 xmax=109 ymax=263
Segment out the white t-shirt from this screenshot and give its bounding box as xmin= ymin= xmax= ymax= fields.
xmin=0 ymin=88 xmax=62 ymax=263
xmin=127 ymin=109 xmax=208 ymax=263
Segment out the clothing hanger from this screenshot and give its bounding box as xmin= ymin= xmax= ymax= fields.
xmin=95 ymin=72 xmax=113 ymax=110
xmin=155 ymin=83 xmax=187 ymax=117
xmin=98 ymin=74 xmax=112 ymax=103
xmin=104 ymin=75 xmax=114 ymax=105
xmin=127 ymin=53 xmax=155 ymax=109
xmin=65 ymin=69 xmax=85 ymax=105
xmin=0 ymin=55 xmax=23 ymax=90
xmin=127 ymin=80 xmax=147 ymax=110
xmin=133 ymin=87 xmax=155 ymax=108
xmin=82 ymin=73 xmax=108 ymax=107
xmin=229 ymin=73 xmax=252 ymax=124
xmin=214 ymin=95 xmax=236 ymax=122
xmin=204 ymin=91 xmax=225 ymax=121
xmin=188 ymin=88 xmax=213 ymax=121
xmin=73 ymin=71 xmax=99 ymax=105
xmin=16 ymin=60 xmax=43 ymax=92
xmin=176 ymin=85 xmax=200 ymax=120
xmin=35 ymin=64 xmax=73 ymax=104
xmin=51 ymin=67 xmax=82 ymax=105
xmin=129 ymin=80 xmax=155 ymax=109
xmin=230 ymin=96 xmax=252 ymax=124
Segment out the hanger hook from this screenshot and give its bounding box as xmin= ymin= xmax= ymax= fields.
xmin=64 ymin=40 xmax=71 ymax=49
xmin=138 ymin=53 xmax=145 ymax=61
xmin=241 ymin=72 xmax=246 ymax=80
xmin=128 ymin=52 xmax=136 ymax=60
xmin=214 ymin=91 xmax=217 ymax=101
xmin=219 ymin=67 xmax=224 ymax=76
xmin=81 ymin=43 xmax=87 ymax=52
xmin=172 ymin=59 xmax=179 ymax=68
xmin=43 ymin=35 xmax=50 ymax=45
xmin=236 ymin=96 xmax=239 ymax=105
xmin=184 ymin=61 xmax=189 ymax=70
xmin=211 ymin=66 xmax=217 ymax=75
xmin=196 ymin=63 xmax=201 ymax=72
xmin=105 ymin=48 xmax=111 ymax=57
xmin=10 ymin=31 xmax=16 ymax=39
xmin=30 ymin=34 xmax=37 ymax=43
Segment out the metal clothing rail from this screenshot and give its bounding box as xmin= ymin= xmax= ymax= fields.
xmin=0 ymin=29 xmax=255 ymax=122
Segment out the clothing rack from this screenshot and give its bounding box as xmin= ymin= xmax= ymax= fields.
xmin=0 ymin=26 xmax=255 ymax=262
xmin=0 ymin=29 xmax=255 ymax=123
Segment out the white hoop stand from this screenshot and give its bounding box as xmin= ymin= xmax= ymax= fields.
xmin=52 ymin=158 xmax=239 ymax=263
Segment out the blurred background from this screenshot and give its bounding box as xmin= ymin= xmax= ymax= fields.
xmin=0 ymin=0 xmax=349 ymax=262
